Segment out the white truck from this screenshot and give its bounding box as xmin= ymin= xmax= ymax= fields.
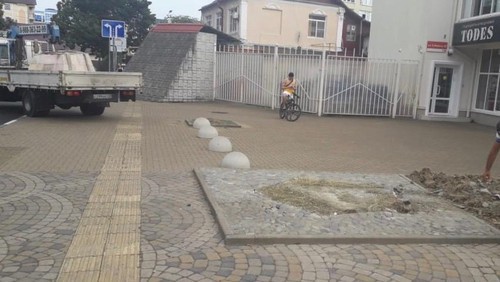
xmin=0 ymin=24 xmax=142 ymax=117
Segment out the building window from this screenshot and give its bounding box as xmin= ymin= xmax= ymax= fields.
xmin=308 ymin=15 xmax=325 ymax=38
xmin=216 ymin=12 xmax=222 ymax=31
xmin=229 ymin=7 xmax=239 ymax=33
xmin=361 ymin=0 xmax=373 ymax=6
xmin=359 ymin=11 xmax=372 ymax=21
xmin=462 ymin=0 xmax=500 ymax=18
xmin=205 ymin=15 xmax=212 ymax=27
xmin=476 ymin=49 xmax=500 ymax=111
xmin=3 ymin=3 xmax=10 ymax=10
xmin=346 ymin=24 xmax=356 ymax=41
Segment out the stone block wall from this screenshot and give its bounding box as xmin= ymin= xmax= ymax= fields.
xmin=163 ymin=33 xmax=216 ymax=102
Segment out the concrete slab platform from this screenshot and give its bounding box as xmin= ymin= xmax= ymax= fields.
xmin=195 ymin=167 xmax=500 ymax=245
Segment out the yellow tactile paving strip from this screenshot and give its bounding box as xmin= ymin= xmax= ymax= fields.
xmin=58 ymin=102 xmax=142 ymax=282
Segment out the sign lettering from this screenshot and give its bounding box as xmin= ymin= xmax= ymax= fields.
xmin=426 ymin=41 xmax=448 ymax=53
xmin=460 ymin=25 xmax=494 ymax=43
xmin=453 ymin=16 xmax=500 ymax=46
xmin=18 ymin=24 xmax=48 ymax=35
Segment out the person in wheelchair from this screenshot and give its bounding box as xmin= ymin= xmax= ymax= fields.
xmin=280 ymin=72 xmax=297 ymax=106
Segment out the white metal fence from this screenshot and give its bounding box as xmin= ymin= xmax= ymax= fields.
xmin=215 ymin=45 xmax=420 ymax=118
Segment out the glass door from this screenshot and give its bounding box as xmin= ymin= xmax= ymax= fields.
xmin=429 ymin=66 xmax=454 ymax=114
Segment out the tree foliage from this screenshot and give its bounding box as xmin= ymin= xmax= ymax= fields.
xmin=53 ymin=0 xmax=156 ymax=58
xmin=157 ymin=15 xmax=200 ymax=24
xmin=0 ymin=4 xmax=6 ymax=30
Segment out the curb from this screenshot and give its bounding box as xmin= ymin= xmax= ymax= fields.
xmin=194 ymin=168 xmax=234 ymax=238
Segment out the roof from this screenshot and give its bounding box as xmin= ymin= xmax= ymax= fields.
xmin=151 ymin=23 xmax=240 ymax=44
xmin=151 ymin=23 xmax=204 ymax=33
xmin=330 ymin=0 xmax=371 ymax=24
xmin=4 ymin=0 xmax=37 ymax=5
xmin=200 ymin=0 xmax=225 ymax=11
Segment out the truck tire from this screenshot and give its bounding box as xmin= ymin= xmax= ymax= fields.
xmin=80 ymin=104 xmax=105 ymax=116
xmin=22 ymin=90 xmax=50 ymax=117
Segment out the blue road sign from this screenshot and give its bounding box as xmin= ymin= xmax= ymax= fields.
xmin=101 ymin=19 xmax=126 ymax=38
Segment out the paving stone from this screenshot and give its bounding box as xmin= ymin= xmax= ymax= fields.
xmin=0 ymin=101 xmax=500 ymax=282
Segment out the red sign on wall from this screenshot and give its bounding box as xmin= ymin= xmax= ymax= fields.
xmin=426 ymin=41 xmax=448 ymax=52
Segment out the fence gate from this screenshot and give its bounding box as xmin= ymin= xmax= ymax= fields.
xmin=215 ymin=45 xmax=420 ymax=118
xmin=322 ymin=56 xmax=419 ymax=117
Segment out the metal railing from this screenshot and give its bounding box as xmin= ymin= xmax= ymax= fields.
xmin=215 ymin=45 xmax=420 ymax=118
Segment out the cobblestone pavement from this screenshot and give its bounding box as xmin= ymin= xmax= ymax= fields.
xmin=0 ymin=101 xmax=499 ymax=281
xmin=0 ymin=172 xmax=96 ymax=281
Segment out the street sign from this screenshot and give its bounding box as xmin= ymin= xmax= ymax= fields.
xmin=426 ymin=41 xmax=448 ymax=53
xmin=17 ymin=24 xmax=49 ymax=35
xmin=110 ymin=37 xmax=127 ymax=52
xmin=101 ymin=19 xmax=125 ymax=38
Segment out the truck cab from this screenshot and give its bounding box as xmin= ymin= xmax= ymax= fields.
xmin=0 ymin=37 xmax=53 ymax=69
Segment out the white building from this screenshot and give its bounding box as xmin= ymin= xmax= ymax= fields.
xmin=200 ymin=0 xmax=345 ymax=50
xmin=2 ymin=0 xmax=36 ymax=24
xmin=43 ymin=8 xmax=57 ymax=23
xmin=34 ymin=8 xmax=57 ymax=23
xmin=369 ymin=0 xmax=500 ymax=126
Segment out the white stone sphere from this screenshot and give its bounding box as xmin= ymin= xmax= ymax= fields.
xmin=193 ymin=117 xmax=210 ymax=129
xmin=209 ymin=136 xmax=232 ymax=152
xmin=221 ymin=152 xmax=250 ymax=169
xmin=198 ymin=125 xmax=218 ymax=139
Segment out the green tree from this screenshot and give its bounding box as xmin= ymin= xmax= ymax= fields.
xmin=0 ymin=3 xmax=6 ymax=30
xmin=158 ymin=15 xmax=200 ymax=24
xmin=53 ymin=0 xmax=155 ymax=58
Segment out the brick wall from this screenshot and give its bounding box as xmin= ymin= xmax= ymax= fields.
xmin=164 ymin=33 xmax=216 ymax=102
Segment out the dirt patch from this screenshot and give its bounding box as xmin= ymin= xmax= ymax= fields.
xmin=261 ymin=178 xmax=420 ymax=215
xmin=408 ymin=168 xmax=500 ymax=229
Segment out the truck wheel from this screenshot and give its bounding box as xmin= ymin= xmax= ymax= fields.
xmin=22 ymin=91 xmax=35 ymax=117
xmin=22 ymin=90 xmax=51 ymax=117
xmin=80 ymin=104 xmax=105 ymax=116
xmin=22 ymin=90 xmax=44 ymax=117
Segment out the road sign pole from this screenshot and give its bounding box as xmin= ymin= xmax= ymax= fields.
xmin=109 ymin=38 xmax=111 ymax=72
xmin=113 ymin=37 xmax=117 ymax=71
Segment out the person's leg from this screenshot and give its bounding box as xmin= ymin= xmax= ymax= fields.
xmin=281 ymin=92 xmax=288 ymax=107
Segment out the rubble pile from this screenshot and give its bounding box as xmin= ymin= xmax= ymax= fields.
xmin=408 ymin=168 xmax=500 ymax=229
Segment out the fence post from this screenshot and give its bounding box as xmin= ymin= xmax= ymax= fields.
xmin=240 ymin=46 xmax=244 ymax=103
xmin=271 ymin=45 xmax=278 ymax=110
xmin=213 ymin=43 xmax=217 ymax=101
xmin=391 ymin=59 xmax=402 ymax=118
xmin=317 ymin=46 xmax=327 ymax=117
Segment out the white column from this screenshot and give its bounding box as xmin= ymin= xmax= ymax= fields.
xmin=240 ymin=0 xmax=248 ymax=42
xmin=318 ymin=47 xmax=327 ymax=117
xmin=336 ymin=8 xmax=345 ymax=52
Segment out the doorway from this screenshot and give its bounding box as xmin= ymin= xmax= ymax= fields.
xmin=429 ymin=66 xmax=454 ymax=115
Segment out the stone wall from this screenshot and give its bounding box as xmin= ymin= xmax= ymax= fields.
xmin=164 ymin=33 xmax=216 ymax=102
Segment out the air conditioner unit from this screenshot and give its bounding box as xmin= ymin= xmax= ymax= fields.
xmin=232 ymin=12 xmax=239 ymax=19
